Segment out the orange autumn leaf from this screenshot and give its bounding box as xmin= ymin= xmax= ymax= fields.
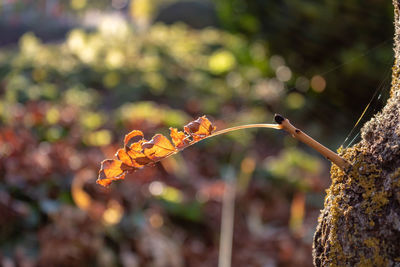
xmin=97 ymin=115 xmax=216 ymax=187
xmin=142 ymin=134 xmax=177 ymax=160
xmin=97 ymin=159 xmax=129 ymax=187
xmin=169 ymin=127 xmax=190 ymax=149
xmin=184 ymin=115 xmax=216 ymax=141
xmin=126 ymin=140 xmax=153 ymax=167
xmin=124 ymin=130 xmax=144 ymax=147
xmin=116 ymin=148 xmax=135 ymax=167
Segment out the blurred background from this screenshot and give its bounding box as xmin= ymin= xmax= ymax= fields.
xmin=0 ymin=0 xmax=394 ymax=266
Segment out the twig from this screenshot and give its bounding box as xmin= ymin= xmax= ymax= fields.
xmin=274 ymin=114 xmax=351 ymax=170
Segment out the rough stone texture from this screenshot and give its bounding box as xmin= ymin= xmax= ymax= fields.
xmin=312 ymin=1 xmax=400 ymax=266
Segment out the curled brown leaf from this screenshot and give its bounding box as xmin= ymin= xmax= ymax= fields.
xmin=97 ymin=159 xmax=129 ymax=187
xmin=169 ymin=128 xmax=190 ymax=149
xmin=142 ymin=134 xmax=177 ymax=160
xmin=97 ymin=116 xmax=216 ymax=187
xmin=124 ymin=130 xmax=144 ymax=147
xmin=184 ymin=116 xmax=216 ymax=141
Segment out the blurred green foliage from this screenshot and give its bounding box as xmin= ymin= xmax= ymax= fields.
xmin=216 ymin=0 xmax=394 ymax=140
xmin=0 ymin=21 xmax=319 ymax=136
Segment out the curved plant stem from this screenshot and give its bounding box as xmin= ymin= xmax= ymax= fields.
xmin=177 ymin=123 xmax=282 ymax=151
xmin=146 ymin=124 xmax=282 ymax=169
xmin=150 ymin=119 xmax=350 ymax=172
xmin=209 ymin=123 xmax=282 ymax=138
xmin=180 ymin=118 xmax=351 ymax=171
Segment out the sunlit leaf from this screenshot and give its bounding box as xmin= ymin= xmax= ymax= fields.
xmin=169 ymin=127 xmax=190 ymax=149
xmin=126 ymin=141 xmax=153 ymax=167
xmin=124 ymin=130 xmax=144 ymax=147
xmin=97 ymin=115 xmax=218 ymax=187
xmin=142 ymin=134 xmax=176 ymax=160
xmin=97 ymin=159 xmax=128 ymax=187
xmin=184 ymin=116 xmax=216 ymax=141
xmin=116 ymin=148 xmax=134 ymax=166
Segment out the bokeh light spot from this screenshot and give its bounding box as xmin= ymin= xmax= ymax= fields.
xmin=70 ymin=0 xmax=87 ymax=10
xmin=311 ymin=75 xmax=326 ymax=92
xmin=105 ymin=49 xmax=125 ymax=69
xmin=84 ymin=129 xmax=112 ymax=146
xmin=269 ymin=55 xmax=285 ymax=70
xmin=161 ymin=187 xmax=183 ymax=203
xmin=67 ymin=29 xmax=86 ymax=53
xmin=209 ymin=50 xmax=236 ymax=74
xmin=276 ymin=66 xmax=292 ymax=82
xmin=149 ymin=181 xmax=164 ymax=196
xmin=149 ymin=213 xmax=164 ymax=228
xmin=46 ymin=108 xmax=60 ymax=125
xmin=46 ymin=126 xmax=62 ymax=142
xmin=286 ymin=92 xmax=305 ymax=109
xmin=103 ymin=200 xmax=124 ymax=225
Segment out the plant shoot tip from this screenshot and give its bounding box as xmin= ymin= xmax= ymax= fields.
xmin=274 ymin=114 xmax=285 ymax=124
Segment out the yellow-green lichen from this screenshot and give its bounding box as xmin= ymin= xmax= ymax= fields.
xmin=359 ymin=238 xmax=387 ymax=266
xmin=316 ymin=144 xmax=392 ymax=266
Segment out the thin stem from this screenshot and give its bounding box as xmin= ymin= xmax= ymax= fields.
xmin=178 ymin=123 xmax=282 ymax=151
xmin=160 ymin=123 xmax=282 ymax=163
xmin=160 ymin=118 xmax=350 ymax=172
xmin=210 ymin=123 xmax=282 ymax=137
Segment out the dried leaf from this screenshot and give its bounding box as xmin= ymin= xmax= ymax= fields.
xmin=97 ymin=159 xmax=128 ymax=187
xmin=169 ymin=127 xmax=190 ymax=149
xmin=184 ymin=116 xmax=216 ymax=141
xmin=124 ymin=130 xmax=144 ymax=147
xmin=126 ymin=141 xmax=153 ymax=167
xmin=142 ymin=134 xmax=176 ymax=160
xmin=116 ymin=148 xmax=134 ymax=167
xmin=97 ymin=115 xmax=217 ymax=187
